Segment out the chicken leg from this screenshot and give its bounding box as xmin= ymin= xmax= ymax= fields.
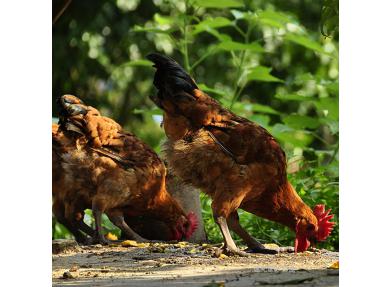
xmin=57 ymin=217 xmax=88 ymax=244
xmin=91 ymin=203 xmax=110 ymax=245
xmin=53 ymin=201 xmax=89 ymax=244
xmin=214 ymin=216 xmax=249 ymax=257
xmin=75 ymin=218 xmax=95 ymax=238
xmin=211 ymin=190 xmax=250 ymax=257
xmin=107 ymin=212 xmax=148 ymax=242
xmin=227 ymin=211 xmax=278 ymax=254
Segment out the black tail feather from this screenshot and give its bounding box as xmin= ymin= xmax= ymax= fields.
xmin=57 ymin=95 xmax=89 ymax=133
xmin=57 ymin=95 xmax=88 ymax=117
xmin=146 ymin=53 xmax=198 ymax=95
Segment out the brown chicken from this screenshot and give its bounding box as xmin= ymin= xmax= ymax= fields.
xmin=147 ymin=53 xmax=335 ymax=255
xmin=52 ymin=95 xmax=198 ymax=244
xmin=52 ymin=123 xmax=96 ymax=243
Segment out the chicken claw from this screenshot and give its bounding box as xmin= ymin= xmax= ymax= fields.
xmin=214 ymin=216 xmax=250 ymax=257
xmin=222 ymin=247 xmax=250 ymax=257
xmin=91 ymin=233 xmax=111 ymax=245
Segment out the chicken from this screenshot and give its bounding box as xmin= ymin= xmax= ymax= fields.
xmin=53 ymin=126 xmax=173 ymax=242
xmin=52 ymin=95 xmax=198 ymax=244
xmin=146 ymin=53 xmax=335 ymax=255
xmin=52 ymin=123 xmax=95 ymax=243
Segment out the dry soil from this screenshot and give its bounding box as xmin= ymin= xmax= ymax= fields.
xmin=52 ymin=240 xmax=339 ymax=287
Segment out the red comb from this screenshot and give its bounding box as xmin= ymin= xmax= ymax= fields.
xmin=313 ymin=204 xmax=335 ymax=241
xmin=185 ymin=212 xmax=198 ymax=239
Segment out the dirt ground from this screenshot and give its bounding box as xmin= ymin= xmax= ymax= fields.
xmin=52 ymin=240 xmax=339 ymax=287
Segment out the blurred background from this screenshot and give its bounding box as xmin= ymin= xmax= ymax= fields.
xmin=52 ymin=0 xmax=338 ymax=250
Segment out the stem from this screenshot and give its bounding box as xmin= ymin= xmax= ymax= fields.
xmin=229 ymin=51 xmax=246 ymax=109
xmin=53 ymin=0 xmax=72 ymax=25
xmin=328 ymin=143 xmax=339 ymax=164
xmin=230 ymin=51 xmax=239 ymax=66
xmin=183 ymin=0 xmax=191 ymax=72
xmin=233 ymin=24 xmax=246 ymax=38
xmin=311 ymin=131 xmax=332 ymax=146
xmin=190 ymin=47 xmax=217 ymax=71
xmin=229 ymin=25 xmax=253 ymax=109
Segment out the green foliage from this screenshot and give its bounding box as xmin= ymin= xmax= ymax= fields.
xmin=320 ymin=0 xmax=339 ymax=37
xmin=53 ymin=0 xmax=338 ymax=250
xmin=195 ymin=0 xmax=244 ymax=9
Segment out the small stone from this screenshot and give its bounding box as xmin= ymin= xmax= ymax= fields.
xmin=62 ymin=271 xmax=74 ymax=279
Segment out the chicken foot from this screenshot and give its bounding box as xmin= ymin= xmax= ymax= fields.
xmin=214 ymin=216 xmax=249 ymax=257
xmin=227 ymin=212 xmax=279 ymax=254
xmin=75 ymin=219 xmax=95 ymax=238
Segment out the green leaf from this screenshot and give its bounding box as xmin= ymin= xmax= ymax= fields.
xmin=249 ymin=103 xmax=280 ymax=115
xmin=153 ymin=13 xmax=174 ymax=25
xmin=283 ymin=115 xmax=320 ymax=129
xmin=217 ymin=41 xmax=264 ymax=52
xmin=325 ymin=81 xmax=339 ymax=96
xmin=285 ymin=33 xmax=326 ymax=54
xmin=249 ymin=114 xmax=270 ymax=126
xmin=321 ymin=0 xmax=339 ymax=37
xmin=122 ymin=60 xmax=152 ymax=67
xmin=275 ymin=93 xmax=314 ymax=101
xmin=313 ymin=97 xmax=338 ymax=120
xmin=246 ymin=66 xmax=283 ymax=83
xmin=195 ymin=0 xmax=244 ymax=8
xmin=133 ymin=108 xmax=163 ymax=116
xmin=257 ymin=10 xmax=294 ymax=29
xmin=230 ymin=9 xmax=244 ymax=19
xmin=198 ymin=83 xmax=226 ymax=99
xmin=200 ymin=28 xmax=232 ymax=41
xmin=193 ymin=17 xmax=232 ymax=35
xmin=271 ymin=124 xmax=313 ymax=147
xmin=133 ymin=25 xmax=173 ymax=34
xmin=294 ymin=72 xmax=315 ymax=84
xmin=271 ymin=123 xmax=293 ymax=133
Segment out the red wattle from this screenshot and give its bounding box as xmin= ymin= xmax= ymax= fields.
xmin=185 ymin=212 xmax=198 ymax=239
xmin=295 ymin=235 xmax=310 ymax=253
